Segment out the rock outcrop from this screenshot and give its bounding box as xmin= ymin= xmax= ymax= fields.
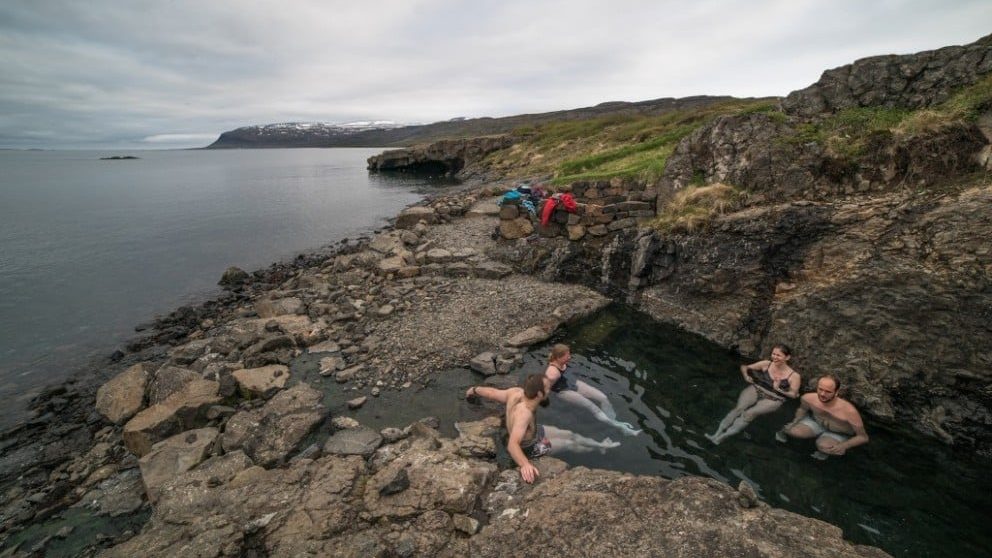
xmin=783 ymin=33 xmax=992 ymax=117
xmin=95 ymin=363 xmax=151 ymax=424
xmin=367 ymin=136 xmax=515 ymax=176
xmin=99 ymin=418 xmax=887 ymax=557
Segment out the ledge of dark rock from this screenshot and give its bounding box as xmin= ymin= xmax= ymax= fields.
xmin=367 ymin=135 xmax=515 ymax=176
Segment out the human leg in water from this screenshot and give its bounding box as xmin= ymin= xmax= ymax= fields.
xmin=543 ymin=425 xmax=621 ymax=454
xmin=707 ymin=386 xmax=758 ymax=443
xmin=575 ymin=380 xmax=618 ymax=420
xmin=709 ymin=398 xmax=782 ymax=444
xmin=556 ymin=390 xmax=641 ymax=436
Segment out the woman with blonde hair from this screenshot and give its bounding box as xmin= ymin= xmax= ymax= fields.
xmin=544 ymin=343 xmax=640 ymax=436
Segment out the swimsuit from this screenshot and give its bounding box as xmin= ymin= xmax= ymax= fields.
xmin=521 ymin=424 xmax=552 ymax=458
xmin=549 ymin=363 xmax=577 ymax=393
xmin=751 ymin=365 xmax=793 ymax=402
xmin=799 ymin=415 xmax=852 ymax=443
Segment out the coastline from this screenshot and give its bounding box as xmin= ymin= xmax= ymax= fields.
xmin=0 ymin=181 xmax=892 ymax=557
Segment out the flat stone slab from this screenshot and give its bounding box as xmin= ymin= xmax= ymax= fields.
xmin=322 ymin=426 xmax=383 ymax=458
xmin=504 ymin=325 xmax=552 ymax=348
xmin=139 ymin=428 xmax=219 ymax=503
xmin=308 ymin=340 xmax=341 ymax=354
xmin=96 ymin=363 xmax=152 ymax=424
xmin=232 ymin=365 xmax=290 ymax=397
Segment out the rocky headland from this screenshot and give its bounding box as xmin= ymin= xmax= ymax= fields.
xmin=2 ymin=34 xmax=991 ymax=557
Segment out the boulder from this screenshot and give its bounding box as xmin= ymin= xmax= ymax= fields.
xmin=147 ymin=365 xmax=199 ymax=405
xmin=255 ymin=297 xmax=305 ymax=318
xmin=322 ymin=426 xmax=382 ymax=458
xmin=363 ymin=435 xmax=497 ymax=520
xmin=426 ymin=248 xmax=454 ymax=263
xmin=470 ymin=352 xmax=497 ymax=376
xmin=123 ymin=380 xmax=221 ymax=457
xmin=221 ymin=383 xmax=327 ymax=467
xmin=470 ymin=470 xmax=890 ymax=558
xmin=453 ymin=416 xmax=500 ymax=458
xmin=505 ymin=326 xmax=552 ymax=348
xmin=377 ymin=256 xmax=407 ymax=274
xmin=138 ymin=428 xmax=219 ymax=503
xmin=395 ymin=207 xmax=438 ymax=229
xmin=96 ymin=363 xmax=152 ymax=424
xmin=347 ymin=396 xmax=368 ymax=410
xmin=369 ymin=232 xmax=405 ymax=254
xmin=319 ymin=355 xmax=347 ymax=376
xmin=218 ymin=266 xmax=249 ymax=288
xmin=231 ymin=365 xmax=290 ymax=397
xmin=499 ymin=217 xmax=534 ymax=240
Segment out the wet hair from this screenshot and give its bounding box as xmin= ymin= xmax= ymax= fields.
xmin=772 ymin=344 xmax=792 ymax=357
xmin=817 ymin=374 xmax=841 ymax=392
xmin=549 ymin=343 xmax=570 ymax=363
xmin=523 ymin=374 xmax=547 ymax=399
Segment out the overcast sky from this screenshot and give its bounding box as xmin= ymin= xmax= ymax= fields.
xmin=0 ymin=1 xmax=989 ymax=149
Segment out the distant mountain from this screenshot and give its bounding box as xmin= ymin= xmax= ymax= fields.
xmin=205 ymin=121 xmax=407 ymax=148
xmin=205 ymin=96 xmax=749 ymax=149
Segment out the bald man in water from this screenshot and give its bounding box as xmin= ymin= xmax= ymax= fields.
xmin=777 ymin=374 xmax=869 ymax=457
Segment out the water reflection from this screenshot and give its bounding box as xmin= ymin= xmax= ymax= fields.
xmin=515 ymin=305 xmax=990 ymax=558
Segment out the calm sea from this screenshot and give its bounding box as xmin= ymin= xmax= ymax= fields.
xmin=0 ymin=148 xmax=431 ymax=428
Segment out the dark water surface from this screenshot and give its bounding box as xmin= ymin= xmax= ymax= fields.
xmin=517 ymin=305 xmax=990 ymax=558
xmin=0 ymin=148 xmax=432 ymax=428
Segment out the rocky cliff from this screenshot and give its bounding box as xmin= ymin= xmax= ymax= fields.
xmin=366 ymin=136 xmax=515 ymax=176
xmin=488 ymin=34 xmax=992 ymax=455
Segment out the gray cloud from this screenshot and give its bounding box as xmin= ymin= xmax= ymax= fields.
xmin=0 ymin=0 xmax=989 ymax=149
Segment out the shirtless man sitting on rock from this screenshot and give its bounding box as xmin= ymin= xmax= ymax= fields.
xmin=777 ymin=374 xmax=869 ymax=459
xmin=466 ymin=374 xmax=620 ymax=483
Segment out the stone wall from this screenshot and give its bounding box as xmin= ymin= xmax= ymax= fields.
xmin=498 ymin=179 xmax=657 ymax=242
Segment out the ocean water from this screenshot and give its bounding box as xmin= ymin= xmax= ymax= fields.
xmin=0 ymin=148 xmax=431 ymax=428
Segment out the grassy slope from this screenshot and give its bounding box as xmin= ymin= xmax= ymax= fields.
xmin=473 ymin=75 xmax=991 ymax=233
xmin=479 ymin=74 xmax=992 ymax=188
xmin=479 ymin=99 xmax=779 ymax=185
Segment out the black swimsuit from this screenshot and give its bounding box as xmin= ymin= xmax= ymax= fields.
xmin=753 ymin=365 xmax=793 ymax=402
xmin=549 ymin=363 xmax=577 ymax=393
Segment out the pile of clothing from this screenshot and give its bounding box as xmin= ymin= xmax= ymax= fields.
xmin=499 ymin=181 xmax=580 ymax=230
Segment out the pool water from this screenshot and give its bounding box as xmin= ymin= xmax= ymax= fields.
xmin=512 ymin=305 xmax=991 ymax=557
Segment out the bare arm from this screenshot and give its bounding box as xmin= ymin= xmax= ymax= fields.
xmin=824 ymin=411 xmax=869 ymax=455
xmin=739 ymin=360 xmax=769 ymax=383
xmin=776 ymin=372 xmax=801 ymax=399
xmin=507 ymin=409 xmax=539 ymax=483
xmin=465 ymin=386 xmax=509 ymax=404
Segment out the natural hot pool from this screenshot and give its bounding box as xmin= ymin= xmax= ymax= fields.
xmin=509 ymin=305 xmax=990 ymax=557
xmin=305 ymin=304 xmax=990 ymax=557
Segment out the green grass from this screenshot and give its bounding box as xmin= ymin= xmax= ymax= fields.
xmin=897 ymin=73 xmax=992 ymax=134
xmin=480 ymin=98 xmax=781 ymax=185
xmin=781 ymin=106 xmax=912 ymax=158
xmin=782 ymin=74 xmax=992 ymax=157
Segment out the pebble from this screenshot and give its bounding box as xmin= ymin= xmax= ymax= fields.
xmin=347 ymin=396 xmax=368 ymax=410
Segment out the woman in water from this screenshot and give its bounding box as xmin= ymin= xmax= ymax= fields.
xmin=543 ymin=343 xmax=641 ymax=436
xmin=706 ymin=344 xmax=800 ymax=444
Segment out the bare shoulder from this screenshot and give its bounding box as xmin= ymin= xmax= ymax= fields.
xmin=841 ymin=399 xmax=863 ymax=420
